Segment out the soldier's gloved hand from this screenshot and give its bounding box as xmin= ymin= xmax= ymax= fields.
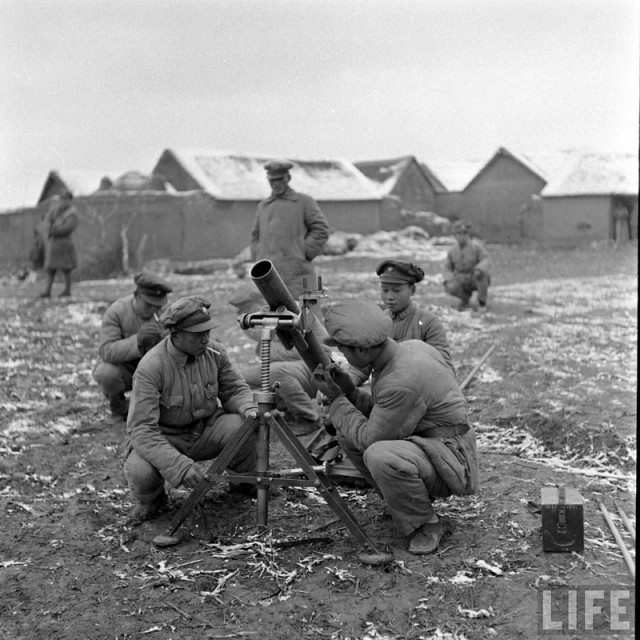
xmin=473 ymin=268 xmax=483 ymax=280
xmin=311 ymin=364 xmax=343 ymax=402
xmin=137 ymin=323 xmax=163 ymax=355
xmin=326 ymin=363 xmax=356 ymax=399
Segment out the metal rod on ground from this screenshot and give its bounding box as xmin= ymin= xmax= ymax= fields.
xmin=460 ymin=342 xmax=498 ymax=391
xmin=599 ymin=502 xmax=635 ymax=579
xmin=616 ymin=504 xmax=636 ymax=543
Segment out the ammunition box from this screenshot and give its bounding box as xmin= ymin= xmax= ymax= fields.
xmin=541 ymin=486 xmax=584 ymax=553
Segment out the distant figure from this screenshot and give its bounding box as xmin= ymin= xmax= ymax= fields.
xmin=348 ymin=259 xmax=454 ymax=386
xmin=93 ymin=271 xmax=172 ymax=422
xmin=39 ymin=191 xmax=78 ymax=298
xmin=229 ymin=284 xmax=329 ymax=436
xmin=443 ymin=220 xmax=492 ymax=312
xmin=250 ymin=160 xmax=329 ymax=300
xmin=612 ymin=199 xmax=631 ymax=246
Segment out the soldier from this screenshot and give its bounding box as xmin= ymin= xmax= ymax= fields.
xmin=229 ymin=284 xmax=328 ymax=436
xmin=349 ymin=260 xmax=454 ymax=387
xmin=443 ymin=220 xmax=492 ymax=311
xmin=250 ymin=160 xmax=329 ymax=300
xmin=311 ymin=300 xmax=479 ymax=555
xmin=93 ymin=271 xmax=172 ymax=422
xmin=124 ymin=295 xmax=258 ymax=525
xmin=39 ymin=191 xmax=79 ymax=298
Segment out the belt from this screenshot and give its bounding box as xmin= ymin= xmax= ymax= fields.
xmin=419 ymin=423 xmax=469 ymax=438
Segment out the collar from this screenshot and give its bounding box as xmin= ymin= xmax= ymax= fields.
xmin=265 ymin=187 xmax=298 ymax=204
xmin=167 ymin=337 xmax=193 ymax=366
xmin=390 ymin=301 xmax=415 ymax=321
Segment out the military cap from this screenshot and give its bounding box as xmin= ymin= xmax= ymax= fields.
xmin=451 ymin=220 xmax=473 ymax=234
xmin=228 ymin=283 xmax=265 ymax=310
xmin=134 ymin=271 xmax=172 ymax=305
xmin=376 ymin=260 xmax=425 ymax=285
xmin=160 ymin=295 xmax=218 ymax=332
xmin=264 ymin=159 xmax=293 ymax=179
xmin=323 ymin=300 xmax=392 ymax=348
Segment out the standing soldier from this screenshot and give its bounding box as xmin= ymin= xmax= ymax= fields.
xmin=250 ymin=160 xmax=329 ymax=300
xmin=124 ymin=295 xmax=258 ymax=525
xmin=311 ymin=300 xmax=479 ymax=555
xmin=39 ymin=191 xmax=79 ymax=298
xmin=93 ymin=271 xmax=172 ymax=422
xmin=443 ymin=220 xmax=492 ymax=312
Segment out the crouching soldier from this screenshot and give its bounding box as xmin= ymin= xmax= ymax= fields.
xmin=93 ymin=271 xmax=173 ymax=422
xmin=311 ymin=300 xmax=479 ymax=554
xmin=124 ymin=295 xmax=258 ymax=526
xmin=443 ymin=220 xmax=492 ymax=312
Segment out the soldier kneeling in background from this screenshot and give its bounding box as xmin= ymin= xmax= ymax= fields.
xmin=93 ymin=271 xmax=172 ymax=422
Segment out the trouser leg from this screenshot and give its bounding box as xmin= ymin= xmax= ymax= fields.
xmin=190 ymin=412 xmax=257 ymax=473
xmin=40 ymin=269 xmax=55 ymax=297
xmin=60 ymin=270 xmax=72 ymax=296
xmin=363 ymin=440 xmax=451 ymax=536
xmin=473 ymin=272 xmax=490 ymax=305
xmin=93 ymin=362 xmax=135 ymax=417
xmin=444 ymin=276 xmax=471 ymax=305
xmin=124 ymin=450 xmax=166 ymax=502
xmin=271 ymin=362 xmax=319 ymax=422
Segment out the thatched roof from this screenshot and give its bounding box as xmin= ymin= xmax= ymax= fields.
xmin=156 ymin=149 xmax=381 ymax=201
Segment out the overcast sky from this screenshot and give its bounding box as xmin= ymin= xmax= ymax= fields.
xmin=1 ymin=0 xmax=638 ymax=209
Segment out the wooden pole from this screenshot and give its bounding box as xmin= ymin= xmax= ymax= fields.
xmin=599 ymin=502 xmax=635 ymax=579
xmin=616 ymin=504 xmax=636 ymax=543
xmin=460 ymin=342 xmax=498 ymax=391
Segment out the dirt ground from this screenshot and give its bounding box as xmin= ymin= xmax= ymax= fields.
xmin=0 ymin=241 xmax=636 ymax=640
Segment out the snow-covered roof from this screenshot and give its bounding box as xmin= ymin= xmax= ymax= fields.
xmin=428 ymin=159 xmax=485 ymax=192
xmin=162 ymin=149 xmax=382 ymax=201
xmin=355 ymin=157 xmax=412 ymax=196
xmin=541 ymin=151 xmax=639 ymax=197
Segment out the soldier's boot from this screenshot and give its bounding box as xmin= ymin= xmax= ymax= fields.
xmin=408 ymin=519 xmax=443 ymax=555
xmin=109 ymin=393 xmax=129 ymax=419
xmin=127 ymin=491 xmax=167 ymax=526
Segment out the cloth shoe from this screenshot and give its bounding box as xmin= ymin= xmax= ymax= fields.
xmin=127 ymin=491 xmax=167 ymax=526
xmin=408 ymin=519 xmax=443 ymax=555
xmin=456 ymin=300 xmax=470 ymax=312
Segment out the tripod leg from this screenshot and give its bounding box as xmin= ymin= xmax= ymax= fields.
xmin=267 ymin=412 xmax=383 ymax=555
xmin=167 ymin=415 xmax=260 ymax=536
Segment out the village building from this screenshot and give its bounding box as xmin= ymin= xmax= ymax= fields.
xmin=354 ymin=156 xmax=445 ymax=214
xmin=524 ymin=151 xmax=638 ymax=246
xmin=426 ymin=158 xmax=485 ymax=225
xmin=152 ymin=149 xmax=395 ymax=236
xmin=452 ymin=147 xmax=558 ymax=243
xmin=0 ymin=152 xmax=398 ymax=275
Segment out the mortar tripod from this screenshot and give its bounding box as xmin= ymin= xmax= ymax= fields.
xmin=156 ymin=307 xmax=386 ymax=560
